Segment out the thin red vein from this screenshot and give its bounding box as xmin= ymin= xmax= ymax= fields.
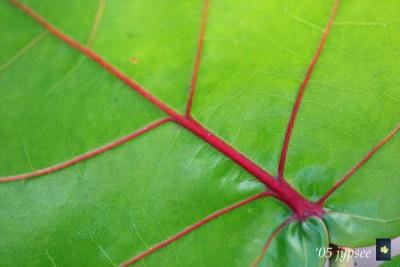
xmin=278 ymin=0 xmax=340 ymax=179
xmin=121 ymin=191 xmax=272 ymax=266
xmin=317 ymin=123 xmax=400 ymax=205
xmin=0 ymin=118 xmax=170 ymax=183
xmin=185 ymin=0 xmax=209 ymax=116
xmin=7 ymin=0 xmax=277 ymax=192
xmin=8 ymin=0 xmax=182 ymax=121
xmin=178 ymin=118 xmax=322 ymax=217
xmin=9 ymin=0 xmax=321 ymax=217
xmin=87 ymin=0 xmax=105 ymax=47
xmin=251 ymin=218 xmax=292 ymax=267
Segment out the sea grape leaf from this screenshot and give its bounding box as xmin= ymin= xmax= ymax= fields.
xmin=16 ymin=0 xmax=204 ymax=112
xmin=284 ymin=0 xmax=400 ymax=247
xmin=323 ymin=134 xmax=400 ymax=246
xmin=0 ymin=0 xmax=399 ymax=266
xmin=0 ymin=1 xmax=164 ymax=175
xmin=0 ymin=124 xmax=288 ymax=266
xmin=284 ymin=0 xmax=400 ymax=200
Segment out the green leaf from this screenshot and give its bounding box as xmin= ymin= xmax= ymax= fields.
xmin=1 ymin=0 xmax=399 ymax=266
xmin=259 ymin=217 xmax=329 ymax=267
xmin=380 ymin=254 xmax=400 ymax=266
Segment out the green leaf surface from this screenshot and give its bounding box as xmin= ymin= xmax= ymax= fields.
xmin=380 ymin=254 xmax=400 ymax=266
xmin=1 ymin=0 xmax=399 ymax=266
xmin=260 ymin=217 xmax=329 ymax=267
xmin=0 ymin=123 xmax=289 ymax=266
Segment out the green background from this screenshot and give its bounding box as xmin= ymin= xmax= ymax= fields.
xmin=1 ymin=0 xmax=399 ymax=266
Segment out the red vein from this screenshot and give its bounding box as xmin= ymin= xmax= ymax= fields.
xmin=8 ymin=0 xmax=321 ymax=217
xmin=8 ymin=0 xmax=276 ymax=190
xmin=317 ymin=123 xmax=400 ymax=205
xmin=8 ymin=0 xmax=182 ymax=121
xmin=251 ymin=218 xmax=292 ymax=267
xmin=0 ymin=118 xmax=170 ymax=183
xmin=87 ymin=0 xmax=105 ymax=48
xmin=178 ymin=118 xmax=322 ymax=217
xmin=185 ymin=0 xmax=209 ymax=116
xmin=278 ymin=0 xmax=340 ymax=179
xmin=121 ymin=191 xmax=272 ymax=266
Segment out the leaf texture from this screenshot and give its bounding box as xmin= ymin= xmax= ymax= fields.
xmin=0 ymin=0 xmax=399 ymax=266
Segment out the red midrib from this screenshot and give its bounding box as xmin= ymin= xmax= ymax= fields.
xmin=6 ymin=0 xmax=400 ymax=265
xmin=8 ymin=0 xmax=321 ymax=217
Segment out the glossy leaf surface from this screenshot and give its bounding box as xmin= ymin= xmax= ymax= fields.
xmin=0 ymin=0 xmax=399 ymax=266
